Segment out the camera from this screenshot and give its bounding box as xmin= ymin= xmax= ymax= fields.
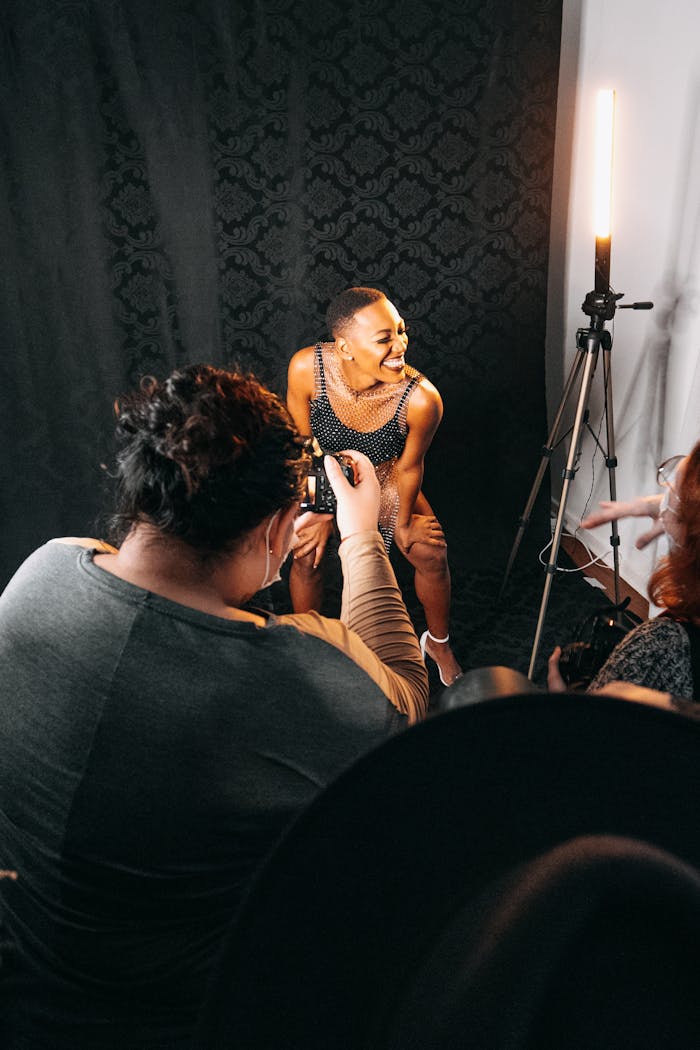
xmin=558 ymin=599 xmax=640 ymax=689
xmin=300 ymin=438 xmax=355 ymax=514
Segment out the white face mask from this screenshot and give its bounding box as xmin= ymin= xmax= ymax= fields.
xmin=261 ymin=511 xmax=283 ymax=589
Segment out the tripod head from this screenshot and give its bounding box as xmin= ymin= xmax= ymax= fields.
xmin=578 ymin=291 xmax=654 ymax=348
xmin=581 ymin=289 xmax=654 ymax=324
xmin=581 ymin=288 xmax=623 ymax=323
xmin=575 ymin=289 xmax=622 ymax=350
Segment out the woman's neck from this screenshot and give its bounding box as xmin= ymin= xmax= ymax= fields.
xmin=93 ymin=526 xmax=265 ymax=624
xmin=339 ymin=358 xmax=383 ymax=393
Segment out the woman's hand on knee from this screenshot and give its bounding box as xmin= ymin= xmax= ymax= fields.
xmin=292 ymin=514 xmax=333 ymax=567
xmin=395 ymin=515 xmax=446 ymax=553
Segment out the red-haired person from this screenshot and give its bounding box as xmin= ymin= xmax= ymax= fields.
xmin=549 ymin=442 xmax=700 ymax=699
xmin=287 ymin=287 xmax=462 ymax=686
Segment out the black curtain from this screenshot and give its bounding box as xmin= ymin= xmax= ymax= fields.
xmin=0 ymin=0 xmax=562 ymax=589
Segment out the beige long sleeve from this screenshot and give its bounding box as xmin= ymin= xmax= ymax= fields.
xmin=280 ymin=530 xmax=429 ymax=724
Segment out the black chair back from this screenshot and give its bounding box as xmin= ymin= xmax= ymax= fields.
xmin=197 ymin=693 xmax=700 ymax=1049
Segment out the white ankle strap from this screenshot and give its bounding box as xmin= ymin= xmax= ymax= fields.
xmin=426 ymin=630 xmax=450 ymax=644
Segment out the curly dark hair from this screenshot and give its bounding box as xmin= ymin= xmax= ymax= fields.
xmin=325 ymin=286 xmax=387 ymax=338
xmin=108 ymin=364 xmax=308 ymax=553
xmin=649 ymin=440 xmax=700 ymax=621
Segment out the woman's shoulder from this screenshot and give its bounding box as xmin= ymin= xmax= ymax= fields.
xmin=48 ymin=537 xmax=118 ymax=553
xmin=1 ymin=539 xmax=104 ymax=610
xmin=292 ymin=341 xmax=330 ymax=358
xmin=403 ymin=365 xmax=440 ymax=400
xmin=289 ymin=344 xmax=315 ymax=366
xmin=590 ymin=613 xmax=694 ymax=698
xmin=414 ymin=372 xmax=440 ymax=399
xmin=405 ymin=373 xmax=443 ymax=424
xmin=629 ymin=616 xmax=690 ymax=644
xmin=289 ymin=341 xmax=331 ymax=370
xmin=287 ymin=345 xmax=321 ymax=397
xmin=610 ymin=616 xmax=691 ymax=664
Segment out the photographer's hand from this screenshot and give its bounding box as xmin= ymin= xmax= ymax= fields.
xmin=325 ymin=451 xmax=380 ymax=541
xmin=581 ymin=494 xmax=664 ymax=549
xmin=547 ymin=646 xmax=567 ymax=692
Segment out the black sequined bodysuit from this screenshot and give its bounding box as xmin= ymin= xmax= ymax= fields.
xmin=309 ymin=343 xmax=423 ymax=550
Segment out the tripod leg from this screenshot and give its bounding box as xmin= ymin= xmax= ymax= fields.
xmin=602 ymin=344 xmax=621 ymax=604
xmin=528 ymin=333 xmax=602 ymax=679
xmin=499 ymin=347 xmax=587 ymax=600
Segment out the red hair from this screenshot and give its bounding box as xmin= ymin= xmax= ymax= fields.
xmin=648 ymin=440 xmax=700 ymax=621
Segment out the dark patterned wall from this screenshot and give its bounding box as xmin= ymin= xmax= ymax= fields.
xmin=0 ymin=0 xmax=562 ymax=587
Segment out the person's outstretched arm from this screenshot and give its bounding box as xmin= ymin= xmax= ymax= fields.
xmin=581 ymin=494 xmax=664 ymax=549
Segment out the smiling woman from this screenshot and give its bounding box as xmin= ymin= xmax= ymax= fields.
xmin=287 ymin=286 xmax=462 ymax=687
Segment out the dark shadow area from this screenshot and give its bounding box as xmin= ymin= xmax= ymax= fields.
xmin=1 ymin=0 xmax=563 ymax=593
xmin=199 ymin=693 xmax=700 ymax=1049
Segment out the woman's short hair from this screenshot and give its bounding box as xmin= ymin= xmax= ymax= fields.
xmin=109 ymin=364 xmax=307 ymax=553
xmin=649 ymin=440 xmax=700 ymax=620
xmin=326 ymin=287 xmax=387 ymax=338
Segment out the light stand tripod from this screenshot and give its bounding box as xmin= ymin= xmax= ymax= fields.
xmin=499 ymin=286 xmax=653 ymax=679
xmin=502 ymin=88 xmax=656 ymax=679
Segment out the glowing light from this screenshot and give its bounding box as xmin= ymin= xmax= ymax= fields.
xmin=594 ymin=89 xmax=615 ymax=238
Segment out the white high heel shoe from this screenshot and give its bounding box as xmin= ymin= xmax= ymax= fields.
xmin=419 ymin=630 xmax=462 ymax=687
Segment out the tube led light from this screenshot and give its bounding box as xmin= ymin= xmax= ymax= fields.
xmin=594 ymin=89 xmax=615 ymax=292
xmin=594 ymin=89 xmax=615 ymax=239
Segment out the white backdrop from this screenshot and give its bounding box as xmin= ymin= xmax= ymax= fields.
xmin=545 ymin=0 xmax=700 ymax=597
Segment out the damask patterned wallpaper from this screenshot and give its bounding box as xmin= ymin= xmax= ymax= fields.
xmin=0 ymin=0 xmax=562 ymax=586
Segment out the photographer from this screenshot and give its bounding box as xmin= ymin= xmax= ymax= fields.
xmin=549 ymin=444 xmax=700 ymax=699
xmin=0 ymin=365 xmax=428 ymax=1049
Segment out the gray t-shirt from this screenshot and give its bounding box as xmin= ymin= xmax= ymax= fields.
xmin=0 ymin=538 xmax=421 ymax=1046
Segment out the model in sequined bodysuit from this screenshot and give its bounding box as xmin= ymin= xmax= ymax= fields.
xmin=287 ymin=287 xmax=463 ymax=687
xmin=310 ymin=341 xmax=422 ymax=551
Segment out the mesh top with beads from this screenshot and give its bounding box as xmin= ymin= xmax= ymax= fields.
xmin=309 ymin=342 xmax=424 ymax=550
